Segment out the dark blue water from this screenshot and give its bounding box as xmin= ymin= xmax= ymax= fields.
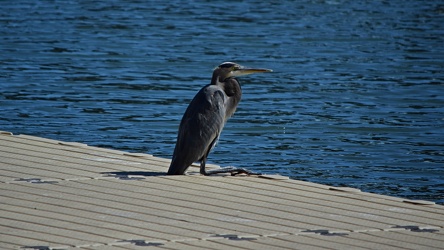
xmin=1 ymin=0 xmax=443 ymax=204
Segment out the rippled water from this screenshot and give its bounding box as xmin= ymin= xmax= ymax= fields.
xmin=1 ymin=0 xmax=443 ymax=204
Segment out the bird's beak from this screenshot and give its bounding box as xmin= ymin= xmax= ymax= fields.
xmin=231 ymin=67 xmax=273 ymax=77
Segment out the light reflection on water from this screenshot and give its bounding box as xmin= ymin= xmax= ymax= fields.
xmin=1 ymin=0 xmax=443 ymax=204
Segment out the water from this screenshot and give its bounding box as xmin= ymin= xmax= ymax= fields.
xmin=1 ymin=0 xmax=443 ymax=204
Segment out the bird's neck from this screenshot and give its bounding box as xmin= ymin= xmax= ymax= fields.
xmin=212 ymin=77 xmax=241 ymax=96
xmin=210 ymin=74 xmax=222 ymax=85
xmin=211 ymin=76 xmax=242 ymax=119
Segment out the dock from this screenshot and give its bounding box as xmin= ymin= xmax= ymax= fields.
xmin=1 ymin=131 xmax=443 ymax=249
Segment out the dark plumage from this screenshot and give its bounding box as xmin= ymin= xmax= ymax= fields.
xmin=167 ymin=62 xmax=272 ymax=175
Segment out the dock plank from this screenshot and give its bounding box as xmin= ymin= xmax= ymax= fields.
xmin=1 ymin=132 xmax=443 ymax=249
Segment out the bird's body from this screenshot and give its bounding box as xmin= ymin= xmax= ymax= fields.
xmin=167 ymin=62 xmax=272 ymax=175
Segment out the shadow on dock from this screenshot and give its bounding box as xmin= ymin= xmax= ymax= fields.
xmin=102 ymin=171 xmax=166 ymax=180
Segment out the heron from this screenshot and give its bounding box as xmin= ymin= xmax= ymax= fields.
xmin=167 ymin=62 xmax=272 ymax=176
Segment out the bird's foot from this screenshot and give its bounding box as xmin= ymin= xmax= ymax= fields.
xmin=203 ymin=166 xmax=261 ymax=176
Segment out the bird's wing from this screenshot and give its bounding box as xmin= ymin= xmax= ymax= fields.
xmin=168 ymin=85 xmax=227 ymax=174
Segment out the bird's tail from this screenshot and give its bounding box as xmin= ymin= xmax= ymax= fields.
xmin=167 ymin=160 xmax=187 ymax=175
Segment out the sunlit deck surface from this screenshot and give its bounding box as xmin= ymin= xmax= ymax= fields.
xmin=1 ymin=131 xmax=443 ymax=250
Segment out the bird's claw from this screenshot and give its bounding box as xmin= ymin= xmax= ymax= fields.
xmin=229 ymin=168 xmax=259 ymax=176
xmin=203 ymin=166 xmax=261 ymax=176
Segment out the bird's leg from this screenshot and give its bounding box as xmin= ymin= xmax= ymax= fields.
xmin=199 ymin=158 xmax=209 ymax=176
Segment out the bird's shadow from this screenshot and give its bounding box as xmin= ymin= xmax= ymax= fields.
xmin=101 ymin=171 xmax=166 ymax=180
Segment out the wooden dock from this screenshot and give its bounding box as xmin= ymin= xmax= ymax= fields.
xmin=1 ymin=131 xmax=443 ymax=249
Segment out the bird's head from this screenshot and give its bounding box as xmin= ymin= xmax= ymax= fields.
xmin=213 ymin=62 xmax=272 ymax=82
